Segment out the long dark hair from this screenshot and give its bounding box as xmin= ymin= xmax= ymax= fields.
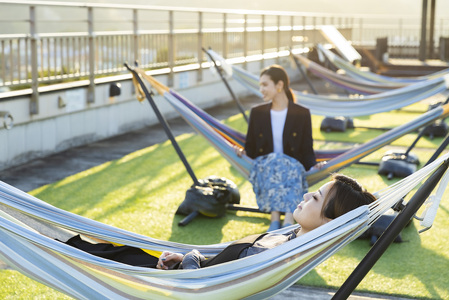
xmin=260 ymin=64 xmax=296 ymax=103
xmin=322 ymin=174 xmax=376 ymax=219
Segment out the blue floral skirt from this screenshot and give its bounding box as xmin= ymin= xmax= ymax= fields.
xmin=249 ymin=153 xmax=308 ymax=213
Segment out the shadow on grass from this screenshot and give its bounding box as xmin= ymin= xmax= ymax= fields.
xmin=31 ymin=131 xmax=265 ymax=244
xmin=167 ymin=211 xmax=269 ymax=245
xmin=331 ymin=220 xmax=449 ymax=299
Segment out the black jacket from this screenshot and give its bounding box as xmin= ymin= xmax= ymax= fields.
xmin=244 ymin=101 xmax=316 ymax=171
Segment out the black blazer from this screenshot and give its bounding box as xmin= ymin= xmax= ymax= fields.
xmin=244 ymin=101 xmax=316 ymax=171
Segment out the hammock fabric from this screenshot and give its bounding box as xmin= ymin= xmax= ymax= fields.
xmin=316 ymin=44 xmax=449 ymax=85
xmin=130 ymin=67 xmax=449 ymax=186
xmin=1 ymin=150 xmax=449 ymax=299
xmin=292 ymin=53 xmax=402 ymax=94
xmin=206 ymin=50 xmax=449 ymax=118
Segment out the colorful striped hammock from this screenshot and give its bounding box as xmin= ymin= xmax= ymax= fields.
xmin=316 ymin=44 xmax=449 ymax=85
xmin=205 ymin=49 xmax=449 ymax=118
xmin=1 ymin=149 xmax=448 ymax=299
xmin=291 ymin=53 xmax=401 ymax=94
xmin=131 ymin=67 xmax=449 ymax=186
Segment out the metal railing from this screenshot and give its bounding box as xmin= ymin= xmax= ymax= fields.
xmin=1 ymin=1 xmax=448 ymax=114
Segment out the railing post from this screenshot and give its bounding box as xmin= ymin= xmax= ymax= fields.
xmin=29 ymin=6 xmax=39 ymax=115
xmin=290 ymin=15 xmax=294 ymax=51
xmin=87 ymin=7 xmax=95 ymax=103
xmin=197 ymin=11 xmax=203 ymax=82
xmin=419 ymin=0 xmax=428 ymax=61
xmin=222 ymin=13 xmax=228 ymax=58
xmin=168 ymin=10 xmax=174 ymax=87
xmin=302 ymin=15 xmax=306 ymax=49
xmin=133 ymin=9 xmax=139 ymax=63
xmin=243 ymin=14 xmax=248 ymax=69
xmin=277 ymin=15 xmax=281 ymax=64
xmin=429 ymin=0 xmax=436 ymax=59
xmin=399 ymin=18 xmax=403 ymax=57
xmin=359 ymin=17 xmax=363 ymax=47
xmin=260 ymin=14 xmax=265 ymax=70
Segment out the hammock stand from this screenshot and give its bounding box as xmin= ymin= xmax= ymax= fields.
xmin=206 ymin=49 xmax=449 ymax=119
xmin=292 ymin=51 xmax=396 ymax=95
xmin=128 ymin=65 xmax=449 ymax=185
xmin=205 ymin=54 xmax=449 ymax=178
xmin=316 ymin=44 xmax=449 ymax=85
xmin=289 ymin=52 xmax=448 ymax=134
xmin=290 ymin=50 xmax=319 ymax=95
xmin=201 ymin=53 xmax=381 ymax=167
xmin=1 ymin=153 xmax=449 ymax=299
xmin=126 ymin=63 xmax=241 ymax=226
xmin=203 ymin=47 xmax=249 ymax=123
xmin=290 ymin=51 xmax=395 ymax=132
xmin=334 ymin=158 xmax=449 ymax=299
xmin=127 ymin=64 xmax=449 ymax=224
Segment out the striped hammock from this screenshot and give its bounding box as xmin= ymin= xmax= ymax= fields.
xmin=316 ymin=44 xmax=449 ymax=85
xmin=292 ymin=53 xmax=401 ymax=94
xmin=131 ymin=67 xmax=449 ymax=186
xmin=206 ymin=49 xmax=449 ymax=117
xmin=1 ymin=147 xmax=448 ymax=299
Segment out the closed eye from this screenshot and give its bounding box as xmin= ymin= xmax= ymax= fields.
xmin=313 ymin=189 xmax=323 ymax=201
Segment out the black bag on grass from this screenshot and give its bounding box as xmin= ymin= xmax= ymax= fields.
xmin=358 ymin=214 xmax=403 ymax=246
xmin=176 ymin=176 xmax=240 ymax=218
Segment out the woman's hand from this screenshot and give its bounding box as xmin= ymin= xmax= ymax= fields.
xmin=234 ymin=145 xmax=246 ymax=157
xmin=311 ymin=161 xmax=327 ymax=171
xmin=157 ymin=251 xmax=184 ymax=270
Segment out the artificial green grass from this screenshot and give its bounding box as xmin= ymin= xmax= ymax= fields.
xmin=1 ymin=103 xmax=449 ymax=299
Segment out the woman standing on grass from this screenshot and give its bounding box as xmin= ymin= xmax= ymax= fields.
xmin=237 ymin=64 xmax=325 ymax=231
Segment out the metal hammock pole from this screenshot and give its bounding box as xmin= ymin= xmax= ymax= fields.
xmin=203 ymin=48 xmax=249 ymax=123
xmin=125 ymin=63 xmax=199 ymax=186
xmin=405 ymin=99 xmax=449 ymax=157
xmin=424 ymin=133 xmax=449 ymax=167
xmin=290 ymin=52 xmax=318 ymax=95
xmin=332 ymin=158 xmax=449 ymax=299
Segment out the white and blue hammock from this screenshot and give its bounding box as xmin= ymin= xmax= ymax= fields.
xmin=316 ymin=44 xmax=449 ymax=85
xmin=1 ymin=152 xmax=449 ymax=299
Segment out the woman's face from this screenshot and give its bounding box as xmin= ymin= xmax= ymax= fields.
xmin=293 ymin=181 xmax=334 ymax=233
xmin=259 ymin=74 xmax=282 ymax=102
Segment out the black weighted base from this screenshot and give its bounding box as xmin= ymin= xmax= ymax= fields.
xmin=421 ymin=120 xmax=448 ymax=140
xmin=176 ymin=176 xmax=240 ymax=226
xmin=320 ymin=116 xmax=353 ymax=132
xmin=378 ymin=151 xmax=420 ymax=180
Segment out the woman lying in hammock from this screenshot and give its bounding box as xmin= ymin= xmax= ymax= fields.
xmin=63 ymin=174 xmax=375 ymax=269
xmin=158 ymin=174 xmax=376 ymax=269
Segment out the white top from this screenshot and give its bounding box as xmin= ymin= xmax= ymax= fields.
xmin=270 ymin=108 xmax=288 ymax=154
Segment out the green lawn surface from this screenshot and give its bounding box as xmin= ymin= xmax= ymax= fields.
xmin=1 ymin=102 xmax=448 ymax=299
